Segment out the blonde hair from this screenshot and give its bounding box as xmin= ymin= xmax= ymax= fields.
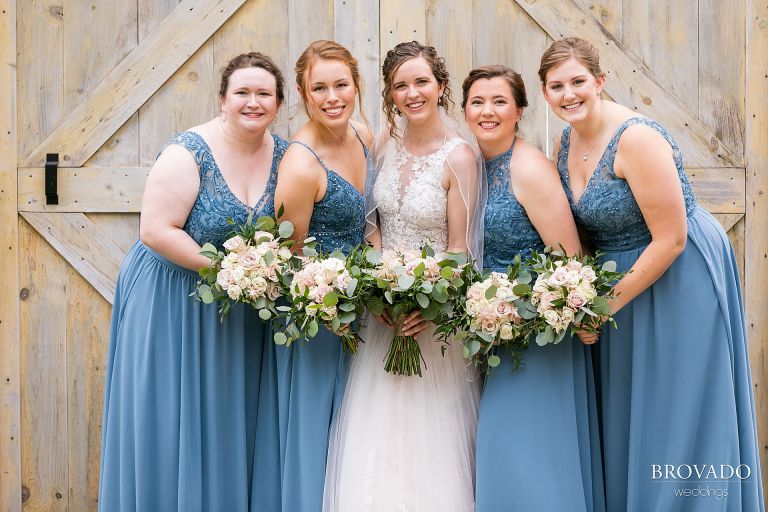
xmin=538 ymin=37 xmax=603 ymax=84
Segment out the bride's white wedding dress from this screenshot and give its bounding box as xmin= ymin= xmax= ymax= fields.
xmin=323 ymin=136 xmax=480 ymax=512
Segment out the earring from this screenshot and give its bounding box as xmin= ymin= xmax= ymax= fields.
xmin=221 ymin=113 xmax=227 ymax=123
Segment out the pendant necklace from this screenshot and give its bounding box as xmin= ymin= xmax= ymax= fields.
xmin=581 ymin=101 xmax=606 ymax=162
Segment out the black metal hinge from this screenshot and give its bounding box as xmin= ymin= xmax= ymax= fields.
xmin=45 ymin=153 xmax=58 ymax=205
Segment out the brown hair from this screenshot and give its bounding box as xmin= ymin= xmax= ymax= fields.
xmin=462 ymin=65 xmax=528 ymax=131
xmin=219 ymin=52 xmax=285 ymax=104
xmin=538 ymin=37 xmax=603 ymax=85
xmin=294 ymin=40 xmax=367 ymax=125
xmin=381 ymin=41 xmax=453 ymax=138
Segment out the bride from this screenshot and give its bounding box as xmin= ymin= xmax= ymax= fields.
xmin=323 ymin=41 xmax=485 ymax=512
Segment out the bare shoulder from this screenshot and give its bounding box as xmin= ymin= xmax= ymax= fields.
xmin=153 ymin=141 xmax=198 ymax=175
xmin=278 ymin=142 xmax=324 ymax=182
xmin=350 ymin=120 xmax=375 ymax=148
xmin=511 ymin=139 xmax=556 ymax=180
xmin=446 ymin=140 xmax=477 ymax=169
xmin=617 ymin=121 xmax=671 ymax=156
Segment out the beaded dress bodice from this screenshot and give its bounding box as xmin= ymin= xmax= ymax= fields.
xmin=483 ymin=140 xmax=544 ymax=270
xmin=170 ymin=131 xmax=287 ymax=248
xmin=291 ymin=135 xmax=371 ymax=255
xmin=373 ymin=137 xmax=464 ymax=252
xmin=557 ymin=117 xmax=697 ymax=251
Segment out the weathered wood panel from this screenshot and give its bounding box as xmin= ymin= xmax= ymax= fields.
xmin=585 ymin=1 xmax=623 ymax=40
xmin=87 ymin=214 xmax=141 ymax=256
xmin=514 ymin=0 xmax=737 ymax=168
xmin=65 ymin=0 xmax=140 ymax=167
xmin=19 ymin=219 xmax=69 ymax=512
xmin=380 ymin=0 xmax=426 ymax=72
xmin=65 ymin=269 xmax=110 ymax=511
xmin=22 ymin=0 xmax=246 ymax=168
xmin=473 ymin=0 xmax=554 ymax=152
xmin=0 ymin=0 xmax=20 ymax=509
xmin=746 ymin=0 xmax=768 ymax=490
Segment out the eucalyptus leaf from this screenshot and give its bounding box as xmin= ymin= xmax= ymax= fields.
xmin=415 ymin=293 xmax=430 ymax=309
xmin=440 ymin=266 xmax=454 ymax=280
xmin=485 ymin=285 xmax=498 ymax=300
xmin=278 ymin=221 xmax=294 ymax=238
xmin=398 ymin=275 xmax=416 ymax=290
xmin=468 ymin=339 xmax=482 ymax=356
xmin=307 ymin=319 xmax=319 ymax=338
xmin=512 ymin=283 xmax=532 ymax=296
xmin=259 ymin=309 xmax=272 ymax=321
xmin=487 ymin=355 xmax=501 ymax=367
xmin=323 ymin=292 xmax=339 ymax=307
xmin=601 ymin=260 xmax=617 ymax=273
xmin=302 ymin=245 xmax=318 ymax=257
xmin=346 ymin=277 xmax=358 ymax=296
xmin=274 ymin=332 xmax=287 ymax=345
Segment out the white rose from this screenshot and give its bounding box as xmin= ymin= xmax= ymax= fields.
xmin=466 ymin=299 xmax=480 ymax=317
xmin=227 ymin=284 xmax=242 ymax=300
xmin=560 ymin=307 xmax=575 ymax=327
xmin=321 ymin=305 xmax=337 ymax=320
xmin=567 ymin=270 xmax=582 ymax=286
xmin=221 ymin=252 xmax=240 ymax=269
xmin=217 ymin=268 xmax=235 ymax=287
xmin=251 ymin=276 xmax=268 ymax=295
xmin=481 ymin=320 xmax=498 ymax=335
xmin=252 ymin=231 xmax=274 ymax=242
xmin=576 ymin=282 xmax=597 ymax=300
xmin=579 ymin=266 xmax=597 ymax=283
xmin=533 ymin=277 xmax=548 ymax=293
xmin=566 ymin=259 xmax=583 ymax=271
xmin=266 ymin=282 xmax=282 ymax=301
xmin=499 ymin=323 xmax=514 ymax=340
xmin=548 ymin=267 xmax=570 ymax=287
xmin=240 ymin=250 xmax=261 ymax=270
xmin=467 ymin=284 xmax=483 ymax=301
xmin=337 ymin=272 xmax=352 ymax=291
xmin=223 ymin=235 xmax=247 ymax=254
xmin=543 ymin=309 xmax=561 ymax=328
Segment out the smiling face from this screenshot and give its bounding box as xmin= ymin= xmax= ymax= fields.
xmin=542 ymin=57 xmax=604 ymax=124
xmin=301 ymin=58 xmax=356 ymax=129
xmin=390 ymin=56 xmax=445 ymax=125
xmin=219 ymin=67 xmax=279 ymax=133
xmin=464 ymin=77 xmax=522 ymax=148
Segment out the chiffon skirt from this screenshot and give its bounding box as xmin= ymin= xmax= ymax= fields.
xmin=323 ymin=318 xmax=481 ymax=512
xmin=274 ymin=325 xmax=349 ymax=512
xmin=98 ymin=241 xmax=278 ymax=512
xmin=598 ymin=207 xmax=764 ymax=511
xmin=475 ymin=335 xmax=605 ymax=512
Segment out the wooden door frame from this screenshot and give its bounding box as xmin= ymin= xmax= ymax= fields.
xmin=1 ymin=0 xmax=21 ymax=509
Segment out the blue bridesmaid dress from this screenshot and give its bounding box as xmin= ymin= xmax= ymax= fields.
xmin=558 ymin=117 xmax=764 ymax=511
xmin=475 ymin=140 xmax=606 ymax=512
xmin=99 ymin=131 xmax=288 ymax=512
xmin=272 ymin=135 xmax=370 ymax=511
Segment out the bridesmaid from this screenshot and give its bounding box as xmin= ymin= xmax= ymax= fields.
xmin=541 ymin=37 xmax=764 ymax=511
xmin=464 ymin=65 xmax=605 ymax=512
xmin=99 ymin=53 xmax=288 ymax=511
xmin=272 ymin=40 xmax=373 ymax=512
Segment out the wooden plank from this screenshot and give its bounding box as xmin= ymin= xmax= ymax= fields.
xmin=379 ymin=0 xmax=427 ymax=69
xmin=712 ymin=213 xmax=745 ymax=234
xmin=745 ymin=0 xmax=768 ymax=492
xmin=21 ymin=0 xmax=246 ymax=168
xmin=213 ymin=0 xmax=290 ymax=138
xmin=18 ymin=219 xmax=68 ymax=512
xmin=87 ymin=214 xmax=141 ymax=255
xmin=20 ymin=213 xmax=124 ymax=304
xmin=584 ymin=1 xmax=623 ymax=40
xmin=513 ymin=0 xmax=738 ymax=168
xmin=687 ymin=167 xmax=745 ymax=214
xmin=18 ymin=167 xmax=149 ymax=213
xmin=473 ymin=0 xmax=553 ymax=153
xmin=699 ymin=0 xmax=746 ymax=163
xmin=622 ymin=0 xmax=698 ymax=114
xmin=17 ymin=0 xmax=64 ymax=160
xmin=334 ymin=0 xmax=380 ymax=133
xmin=426 ymin=0 xmax=473 ymax=121
xmin=0 ymin=0 xmax=20 ymax=509
xmin=65 ymin=268 xmax=109 ymax=512
xmin=724 ymin=215 xmax=745 ymax=293
xmin=64 ymin=0 xmax=140 ymax=167
xmin=287 ymin=0 xmax=334 ymax=136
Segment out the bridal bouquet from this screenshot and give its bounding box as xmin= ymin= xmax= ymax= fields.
xmin=361 ymin=245 xmax=471 ymax=377
xmin=274 ymin=244 xmax=368 ymax=353
xmin=435 ymin=256 xmax=537 ymax=369
xmin=528 ymin=249 xmax=624 ymax=346
xmin=193 ymin=213 xmax=295 ymax=320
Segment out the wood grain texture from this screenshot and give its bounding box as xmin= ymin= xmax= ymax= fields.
xmin=622 ymin=0 xmax=698 ymax=114
xmin=473 ymin=0 xmax=553 ymax=152
xmin=746 ymin=0 xmax=768 ymax=492
xmin=64 ymin=0 xmax=140 ymax=167
xmin=19 ymin=219 xmax=68 ymax=512
xmin=65 ymin=268 xmax=109 ymax=511
xmin=380 ymin=0 xmax=426 ymax=62
xmin=20 ymin=213 xmax=125 ymax=304
xmin=699 ymin=0 xmax=746 ymax=163
xmin=513 ymin=0 xmax=738 ymax=168
xmin=0 ymin=0 xmax=20 ymax=509
xmin=334 ymin=0 xmax=380 ymax=134
xmin=21 ymin=0 xmax=246 ymax=168
xmin=287 ymin=0 xmax=334 ymax=136
xmin=687 ymin=167 xmax=745 ymax=214
xmin=213 ymin=0 xmax=290 ymax=138
xmin=584 ymin=0 xmax=623 ymax=40
xmin=18 ymin=167 xmax=149 ymax=213
xmin=87 ymin=214 xmax=141 ymax=255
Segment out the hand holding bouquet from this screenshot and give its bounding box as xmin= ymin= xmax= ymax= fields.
xmin=193 ymin=213 xmax=295 ymax=320
xmin=361 ymin=245 xmax=470 ymax=377
xmin=528 ymin=249 xmax=625 ymax=346
xmin=275 ymin=244 xmax=367 ymax=353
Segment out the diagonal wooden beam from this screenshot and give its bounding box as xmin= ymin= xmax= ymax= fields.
xmin=513 ymin=0 xmax=738 ymax=168
xmin=20 ymin=0 xmax=245 ymax=168
xmin=20 ymin=213 xmax=125 ymax=304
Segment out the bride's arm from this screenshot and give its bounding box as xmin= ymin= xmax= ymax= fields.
xmin=444 ymin=143 xmax=479 ymax=255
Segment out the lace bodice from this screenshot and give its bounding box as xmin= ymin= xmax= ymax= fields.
xmin=557 ymin=117 xmax=697 ymax=251
xmin=168 ymin=131 xmax=287 ymax=247
xmin=291 ymin=136 xmax=372 ymax=255
xmin=373 ymin=137 xmax=464 ymax=252
xmin=483 ymin=140 xmax=544 ymax=270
